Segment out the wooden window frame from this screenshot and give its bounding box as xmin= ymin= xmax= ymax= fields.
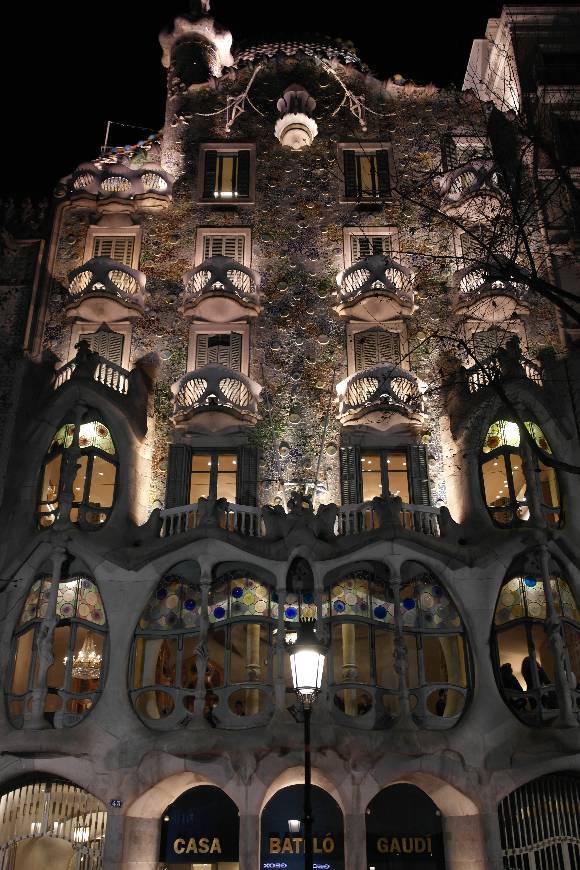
xmin=346 ymin=321 xmax=408 ymax=376
xmin=188 ymin=322 xmax=250 ymax=374
xmin=69 ymin=321 xmax=132 ymax=369
xmin=195 ymin=227 xmax=252 ymax=267
xmin=198 ymin=143 xmax=256 ymax=206
xmin=337 ymin=143 xmax=394 ymax=204
xmin=342 ymin=227 xmax=399 ymax=268
xmin=84 ymin=226 xmax=141 ymax=269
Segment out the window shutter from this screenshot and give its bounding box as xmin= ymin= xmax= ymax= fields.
xmin=93 ymin=237 xmax=113 ymax=258
xmin=340 ymin=445 xmax=362 ymax=505
xmin=352 ymin=234 xmax=392 ymax=261
xmin=229 ymin=332 xmax=242 ymax=371
xmin=408 ymin=445 xmax=430 ymax=506
xmin=378 ymin=330 xmax=401 ymax=364
xmin=195 ymin=333 xmax=209 ymax=368
xmin=203 ymin=234 xmax=245 ymax=261
xmin=82 ymin=328 xmax=124 ymax=365
xmin=166 ymin=445 xmax=191 ymax=509
xmin=376 ymin=151 xmax=391 ymax=197
xmin=237 ymin=446 xmax=258 ymax=506
xmin=343 ymin=150 xmax=357 ymax=198
xmin=441 ymin=134 xmax=458 ymax=171
xmin=236 ymin=150 xmax=251 ymax=198
xmin=202 ymin=150 xmax=218 ymax=198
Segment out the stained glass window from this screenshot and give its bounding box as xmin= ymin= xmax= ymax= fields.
xmin=482 ymin=420 xmax=521 ymax=453
xmin=139 ymin=577 xmax=201 ymax=631
xmin=38 ymin=413 xmax=118 ymax=529
xmin=8 ymin=573 xmax=107 ymax=728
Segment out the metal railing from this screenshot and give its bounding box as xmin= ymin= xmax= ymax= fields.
xmin=466 ymin=352 xmax=542 ymax=394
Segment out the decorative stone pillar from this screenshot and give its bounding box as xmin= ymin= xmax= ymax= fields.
xmin=25 ymin=546 xmax=67 ymax=729
xmin=54 ymin=404 xmax=85 ymax=528
xmin=273 ymin=573 xmax=287 ymax=714
xmin=245 ymin=622 xmax=261 ymax=715
xmin=238 ymin=812 xmax=260 ymax=870
xmin=538 ymin=544 xmax=577 ymax=726
xmin=442 ymin=813 xmax=489 ymax=870
xmin=120 ymin=816 xmax=160 ymax=870
xmin=341 ymin=623 xmax=358 ymax=715
xmin=192 ymin=567 xmax=211 ymax=725
xmin=390 ymin=570 xmax=413 ymax=724
xmin=102 ymin=811 xmax=125 ymax=869
xmin=344 ymin=811 xmax=367 ymax=868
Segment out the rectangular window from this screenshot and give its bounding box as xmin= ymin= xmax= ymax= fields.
xmin=79 ymin=328 xmax=124 ymax=366
xmin=200 ymin=145 xmax=254 ymax=202
xmin=202 ymin=233 xmax=246 ymax=261
xmin=166 ymin=444 xmax=258 ymax=509
xmin=350 ymin=233 xmax=393 ymax=261
xmin=92 ymin=235 xmax=135 ymax=266
xmin=340 ymin=444 xmax=430 ymax=507
xmin=341 ymin=146 xmax=391 ymax=201
xmin=190 ymin=452 xmax=237 ymax=504
xmin=354 ymin=329 xmax=401 ymax=371
xmin=195 ymin=332 xmax=242 ymax=370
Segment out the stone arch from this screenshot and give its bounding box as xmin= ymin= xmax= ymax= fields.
xmin=375 ymin=773 xmax=480 ymax=816
xmin=125 ymin=771 xmax=241 ymax=820
xmin=259 ymin=766 xmax=346 ymax=815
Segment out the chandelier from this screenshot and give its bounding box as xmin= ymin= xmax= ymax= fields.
xmin=70 ymin=634 xmax=101 ymax=680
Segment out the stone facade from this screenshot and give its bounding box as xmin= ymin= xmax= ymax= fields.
xmin=0 ymin=5 xmax=579 ymax=870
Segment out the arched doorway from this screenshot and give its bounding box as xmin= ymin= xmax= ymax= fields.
xmin=0 ymin=777 xmax=107 ymax=869
xmin=159 ymin=785 xmax=239 ymax=869
xmin=366 ymin=784 xmax=445 ymax=869
xmin=260 ymin=784 xmax=344 ymax=869
xmin=498 ymin=773 xmax=580 ymax=867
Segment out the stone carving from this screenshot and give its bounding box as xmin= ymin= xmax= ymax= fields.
xmin=183 ymin=255 xmax=260 ymax=301
xmin=275 ymin=85 xmax=318 ymax=150
xmin=435 ymin=159 xmax=502 ymax=204
xmin=71 ymin=339 xmax=100 ymax=381
xmin=197 ymin=495 xmax=228 ymax=528
xmin=261 ymin=491 xmax=337 ymax=543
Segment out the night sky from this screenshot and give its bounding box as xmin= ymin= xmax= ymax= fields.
xmin=0 ymin=1 xmax=569 ymax=199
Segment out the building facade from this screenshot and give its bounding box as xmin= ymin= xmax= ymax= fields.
xmin=0 ymin=4 xmax=579 ymax=869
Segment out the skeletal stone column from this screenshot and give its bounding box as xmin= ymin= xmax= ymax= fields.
xmin=273 ymin=572 xmax=287 ymax=714
xmin=390 ymin=570 xmax=414 ymax=724
xmin=341 ymin=623 xmax=358 ymax=716
xmin=192 ymin=568 xmax=211 ymax=726
xmin=245 ymin=622 xmax=261 ymax=715
xmin=54 ymin=405 xmax=86 ymax=528
xmin=538 ymin=544 xmax=577 ymax=726
xmin=25 ymin=546 xmax=67 ymax=729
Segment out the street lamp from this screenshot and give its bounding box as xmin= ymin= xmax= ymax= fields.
xmin=288 ymin=617 xmax=326 ymax=869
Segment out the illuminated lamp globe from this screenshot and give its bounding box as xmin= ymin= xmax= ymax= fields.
xmin=288 ymin=618 xmax=326 ymax=706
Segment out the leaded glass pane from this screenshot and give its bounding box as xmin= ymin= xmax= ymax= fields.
xmin=524 ymin=421 xmax=552 ymax=453
xmin=370 ymin=581 xmax=395 ymax=623
xmin=18 ymin=578 xmax=50 ymax=625
xmin=208 ymin=581 xmax=228 ymax=623
xmin=140 ymin=578 xmax=200 ymax=630
xmin=555 ymin=577 xmax=580 ymax=622
xmin=330 ymin=575 xmax=370 ymax=617
xmin=49 ymin=424 xmax=75 ymax=452
xmin=229 ymin=576 xmax=270 ymax=617
xmin=78 ymin=421 xmax=116 ymax=455
xmin=419 ymin=581 xmax=461 ymax=629
xmin=495 ymin=576 xmax=526 ymax=625
xmin=56 ymin=579 xmax=80 ymax=620
xmin=482 ymin=420 xmax=521 ymax=453
xmin=522 ymin=577 xmax=547 ymax=619
xmin=76 ymin=577 xmax=107 ymax=625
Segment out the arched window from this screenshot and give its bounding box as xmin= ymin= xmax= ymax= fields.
xmin=7 ymin=573 xmax=108 ymax=728
xmin=492 ymin=571 xmax=580 ymax=723
xmin=37 ymin=412 xmax=118 ymax=528
xmin=480 ymin=419 xmax=560 ymax=527
xmin=323 ymin=563 xmax=469 ymax=726
xmin=131 ymin=565 xmax=275 ymax=728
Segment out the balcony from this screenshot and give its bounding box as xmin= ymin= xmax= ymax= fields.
xmin=435 ymin=160 xmax=502 ymax=215
xmin=67 ymin=257 xmax=146 ymax=322
xmin=334 ymin=255 xmax=415 ymax=321
xmin=182 ymin=255 xmax=261 ymax=321
xmin=451 ymin=262 xmax=530 ymax=321
xmin=172 ymin=365 xmax=261 ymax=430
xmin=54 ymin=354 xmax=129 ymax=395
xmin=159 ymin=499 xmax=441 ymax=539
xmin=62 ymin=162 xmax=173 ymax=210
xmin=336 ymin=364 xmax=424 ymax=430
xmin=465 ymin=349 xmax=543 ymax=395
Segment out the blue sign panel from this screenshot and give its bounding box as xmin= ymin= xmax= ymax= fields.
xmin=260 ymin=784 xmax=344 ymax=870
xmin=159 ymin=785 xmax=239 ymax=863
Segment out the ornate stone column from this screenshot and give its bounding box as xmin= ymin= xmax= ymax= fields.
xmin=24 ymin=546 xmax=67 ymax=729
xmin=54 ymin=405 xmax=85 ymax=528
xmin=538 ymin=544 xmax=577 ymax=726
xmin=442 ymin=813 xmax=491 ymax=870
xmin=245 ymin=622 xmax=261 ymax=714
xmin=119 ymin=816 xmax=160 ymax=870
xmin=192 ymin=566 xmax=211 ymax=725
xmin=390 ymin=568 xmax=414 ymax=725
xmin=238 ymin=812 xmax=260 ymax=870
xmin=273 ymin=571 xmax=288 ymax=714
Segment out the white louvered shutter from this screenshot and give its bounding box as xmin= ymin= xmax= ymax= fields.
xmin=354 ymin=330 xmax=400 ymax=370
xmin=203 ymin=234 xmax=245 ymax=261
xmin=92 ymin=235 xmax=135 ymax=266
xmin=82 ymin=328 xmax=124 ymax=365
xmin=202 ymin=333 xmax=243 ymax=370
xmin=351 ymin=234 xmax=392 ymax=261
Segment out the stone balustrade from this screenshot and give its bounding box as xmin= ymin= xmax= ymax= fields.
xmin=451 ymin=262 xmax=529 ymax=317
xmin=335 ymin=255 xmax=415 ymax=320
xmin=466 ymin=349 xmax=543 ymax=394
xmin=54 ymin=355 xmax=130 ymax=395
xmin=336 ymin=363 xmax=424 ymax=425
xmin=182 ymin=255 xmax=261 ymax=320
xmin=172 ymin=365 xmax=261 ymax=425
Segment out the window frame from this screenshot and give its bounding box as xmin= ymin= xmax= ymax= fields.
xmin=337 ymin=143 xmax=394 ymax=204
xmin=84 ymin=225 xmax=141 ymax=269
xmin=69 ymin=322 xmax=132 ymax=369
xmin=188 ymin=322 xmax=250 ymax=374
xmin=195 ymin=227 xmax=252 ymax=267
xmin=342 ymin=227 xmax=399 ymax=268
xmin=197 ymin=143 xmax=256 ymax=206
xmin=190 ymin=451 xmax=239 ymax=504
xmin=346 ymin=321 xmax=408 ymax=376
xmin=360 ymin=449 xmax=411 ymax=503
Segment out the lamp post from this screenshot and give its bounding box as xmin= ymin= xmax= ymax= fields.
xmin=288 ymin=618 xmax=326 ymax=870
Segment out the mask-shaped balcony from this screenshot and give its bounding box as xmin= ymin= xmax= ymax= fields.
xmin=337 ymin=364 xmax=424 ymax=431
xmin=172 ymin=365 xmax=261 ymax=431
xmin=66 ymin=258 xmax=146 ymax=322
xmin=334 ymin=255 xmax=415 ymax=321
xmin=436 ymin=159 xmax=502 ymax=209
xmin=451 ymin=261 xmax=530 ymax=322
xmin=182 ymin=255 xmax=261 ymax=322
xmin=62 ymin=162 xmax=173 ymax=210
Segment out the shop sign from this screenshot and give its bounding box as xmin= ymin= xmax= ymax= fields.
xmin=261 ymin=785 xmax=344 ymax=870
xmin=159 ymin=785 xmax=239 ymax=863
